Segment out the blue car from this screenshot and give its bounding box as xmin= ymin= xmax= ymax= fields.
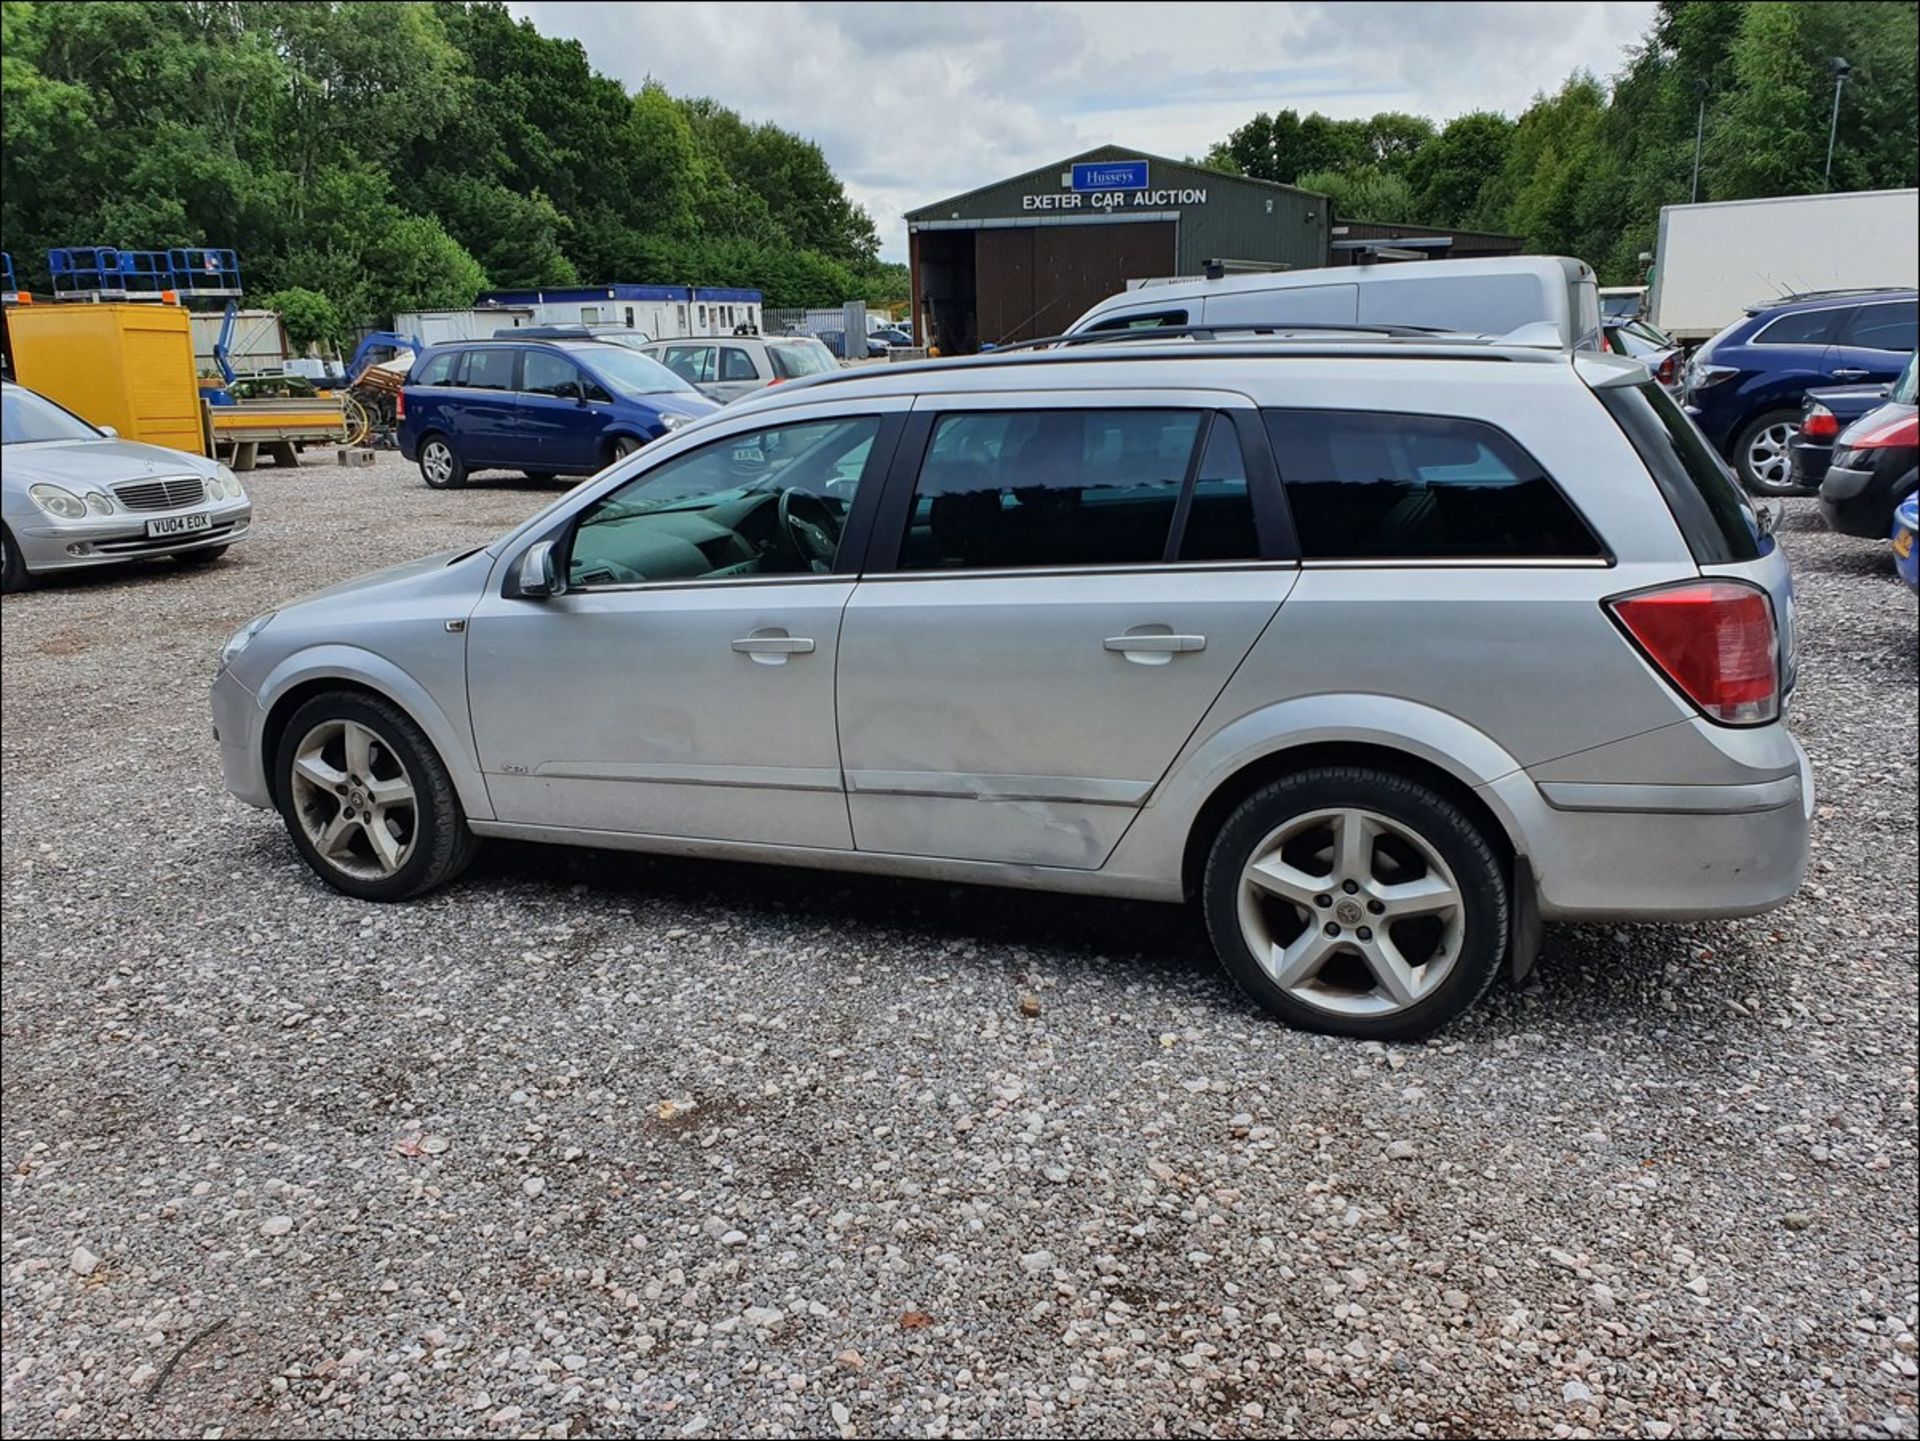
xmin=1892 ymin=493 xmax=1918 ymax=593
xmin=1682 ymin=288 xmax=1917 ymax=496
xmin=398 ymin=339 xmax=719 ymax=489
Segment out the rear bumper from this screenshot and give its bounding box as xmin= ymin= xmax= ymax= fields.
xmin=1487 ymin=734 xmax=1812 ymax=921
xmin=1818 ymin=460 xmax=1905 ymax=538
xmin=1788 ymin=435 xmax=1833 ymax=489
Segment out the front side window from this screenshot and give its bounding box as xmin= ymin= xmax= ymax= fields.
xmin=1753 ymin=307 xmax=1843 ymax=347
xmin=1265 ymin=410 xmax=1602 ymax=561
xmin=459 ymin=349 xmax=516 ymax=391
xmin=898 ymin=409 xmax=1203 ymax=571
xmin=567 ymin=415 xmax=881 ymax=588
xmin=522 ymin=351 xmax=582 ymax=398
xmin=1085 ymin=309 xmax=1189 ymax=333
xmin=1179 ymin=420 xmax=1259 ymax=561
xmin=720 ymin=347 xmax=759 ymax=382
xmin=1839 ymin=300 xmax=1918 ymax=353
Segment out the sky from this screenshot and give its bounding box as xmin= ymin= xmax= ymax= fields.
xmin=509 ymin=1 xmax=1659 ymax=263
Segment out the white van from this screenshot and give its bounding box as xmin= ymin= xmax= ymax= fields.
xmin=1065 ymin=256 xmax=1604 ymax=352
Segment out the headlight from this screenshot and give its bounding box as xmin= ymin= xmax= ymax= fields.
xmin=215 ymin=464 xmax=245 ymax=501
xmin=85 ymin=491 xmax=115 ymax=515
xmin=659 ymin=414 xmax=689 ymax=432
xmin=220 ymin=611 xmax=275 ymax=668
xmin=28 ymin=483 xmax=87 ymax=520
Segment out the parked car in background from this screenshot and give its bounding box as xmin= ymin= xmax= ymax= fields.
xmin=1818 ymin=355 xmax=1918 ymax=538
xmin=1604 ymin=317 xmax=1682 ymax=392
xmin=493 ymin=324 xmax=653 ymax=350
xmin=1066 ymin=255 xmax=1604 ymax=353
xmin=1681 ymin=288 xmax=1918 ymax=495
xmin=1892 ymin=493 xmax=1919 ymax=591
xmin=1600 ymin=286 xmax=1648 ymax=323
xmin=639 ymin=334 xmax=839 ymax=402
xmin=3 ymin=381 xmax=250 ymax=592
xmin=815 ymin=330 xmax=889 ymax=360
xmin=1788 ymin=356 xmax=1911 ymax=491
xmin=398 ymin=339 xmax=719 ymax=488
xmin=212 ymin=334 xmax=1809 ymax=1041
xmin=871 ymin=327 xmax=914 ymax=349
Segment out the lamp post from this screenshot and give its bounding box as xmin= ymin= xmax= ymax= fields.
xmin=1825 ymin=56 xmax=1851 ymax=190
xmin=1690 ymin=79 xmax=1708 ymax=204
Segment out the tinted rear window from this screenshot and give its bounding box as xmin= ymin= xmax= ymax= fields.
xmin=1838 ymin=300 xmax=1917 ymax=352
xmin=1263 ymin=410 xmax=1603 ymax=560
xmin=1598 ymin=382 xmax=1760 ymax=563
xmin=1754 ymin=307 xmax=1843 ymax=346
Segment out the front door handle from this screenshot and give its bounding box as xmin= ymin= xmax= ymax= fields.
xmin=732 ymin=633 xmax=815 ymax=664
xmin=1830 ymin=368 xmax=1870 ymax=382
xmin=1104 ymin=632 xmax=1206 ymax=667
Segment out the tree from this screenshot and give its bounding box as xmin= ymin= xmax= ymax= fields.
xmin=1405 ymin=112 xmax=1515 ymax=226
xmin=1294 ymin=167 xmax=1415 ymax=223
xmin=258 ymin=286 xmax=345 ymax=351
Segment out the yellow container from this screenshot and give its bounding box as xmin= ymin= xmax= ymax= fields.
xmin=6 ymin=301 xmax=208 ymax=456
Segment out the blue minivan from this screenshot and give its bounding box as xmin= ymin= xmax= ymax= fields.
xmin=398 ymin=339 xmax=721 ymax=488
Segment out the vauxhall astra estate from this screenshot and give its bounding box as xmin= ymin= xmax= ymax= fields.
xmin=211 ymin=336 xmax=1811 ymax=1039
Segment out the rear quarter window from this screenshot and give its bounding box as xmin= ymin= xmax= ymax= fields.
xmin=1597 ymin=382 xmax=1761 ymax=563
xmin=1263 ymin=410 xmax=1604 ymax=561
xmin=413 ymin=351 xmax=456 ymax=386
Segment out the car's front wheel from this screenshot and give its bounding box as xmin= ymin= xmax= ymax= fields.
xmin=273 ymin=690 xmax=481 ymax=901
xmin=608 ymin=435 xmax=641 ymax=464
xmin=1735 ymin=408 xmax=1804 ymax=495
xmin=418 ymin=434 xmax=467 ymax=489
xmin=1202 ymin=767 xmax=1509 ymax=1040
xmin=1 ymin=526 xmax=29 ymax=594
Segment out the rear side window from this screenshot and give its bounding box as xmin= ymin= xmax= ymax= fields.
xmin=1178 ymin=419 xmax=1259 ymax=561
xmin=1753 ymin=308 xmax=1843 ymax=346
xmin=458 ymin=349 xmax=516 ymax=391
xmin=413 ymin=352 xmax=456 ymax=386
xmin=1597 ymin=382 xmax=1760 ymax=564
xmin=1265 ymin=410 xmax=1603 ymax=561
xmin=1838 ymin=300 xmax=1917 ymax=352
xmin=1085 ymin=310 xmax=1189 ymax=333
xmin=899 ymin=409 xmax=1202 ymax=571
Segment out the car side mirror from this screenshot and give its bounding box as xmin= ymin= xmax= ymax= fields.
xmin=517 ymin=539 xmax=562 ymax=598
xmin=99 ymin=424 xmax=119 ymax=438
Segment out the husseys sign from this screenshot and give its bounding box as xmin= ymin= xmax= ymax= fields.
xmin=1018 ymin=159 xmax=1206 ymax=212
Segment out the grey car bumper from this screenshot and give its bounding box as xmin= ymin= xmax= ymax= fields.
xmin=211 ymin=665 xmax=273 ymax=809
xmin=12 ymin=500 xmax=252 ymax=575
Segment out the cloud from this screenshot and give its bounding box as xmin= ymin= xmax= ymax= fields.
xmin=508 ymin=1 xmax=1656 ymax=262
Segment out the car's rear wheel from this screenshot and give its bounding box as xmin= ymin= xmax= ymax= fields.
xmin=274 ymin=690 xmax=480 ymax=901
xmin=418 ymin=434 xmax=466 ymax=489
xmin=1735 ymin=409 xmax=1804 ymax=495
xmin=1202 ymin=767 xmax=1508 ymax=1040
xmin=1 ymin=526 xmax=30 ymax=594
xmin=172 ymin=545 xmax=231 ymax=568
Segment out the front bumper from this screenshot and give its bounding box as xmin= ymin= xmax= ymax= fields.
xmin=13 ymin=500 xmax=252 ymax=574
xmin=210 ymin=665 xmax=273 ymax=809
xmin=1486 ymin=734 xmax=1813 ymax=922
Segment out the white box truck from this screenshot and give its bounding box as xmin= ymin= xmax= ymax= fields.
xmin=1648 ymin=189 xmax=1919 ymax=343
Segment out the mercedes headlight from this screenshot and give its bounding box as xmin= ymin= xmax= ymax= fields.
xmin=221 ymin=611 xmax=276 ymax=668
xmin=213 ymin=464 xmax=244 ymax=500
xmin=28 ymin=483 xmax=87 ymax=520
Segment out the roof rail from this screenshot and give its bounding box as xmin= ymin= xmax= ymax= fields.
xmin=1757 ymin=286 xmax=1912 ymax=308
xmin=980 ymin=321 xmax=1472 ymax=356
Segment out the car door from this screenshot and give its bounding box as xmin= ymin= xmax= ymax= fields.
xmin=464 ymin=402 xmax=906 ymax=847
xmin=1827 ymin=299 xmax=1918 ymax=386
xmin=659 ymin=344 xmax=719 ymax=398
xmin=711 ymin=345 xmax=765 ymax=403
xmin=514 ymin=349 xmax=600 ymax=472
xmin=451 ymin=347 xmax=521 ymax=466
xmin=837 ymin=391 xmax=1298 ymax=870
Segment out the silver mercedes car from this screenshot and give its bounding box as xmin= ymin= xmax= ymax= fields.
xmin=210 ymin=336 xmax=1811 ymax=1039
xmin=2 ymin=381 xmax=251 ymax=592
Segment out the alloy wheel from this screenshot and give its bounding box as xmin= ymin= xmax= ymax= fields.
xmin=1745 ymin=422 xmax=1796 ymax=489
xmin=1235 ymin=806 xmax=1466 ymax=1018
xmin=288 ymin=719 xmax=418 ymax=879
xmin=422 ymin=441 xmax=454 ymax=485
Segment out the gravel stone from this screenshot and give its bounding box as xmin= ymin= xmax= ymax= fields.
xmin=2 ymin=476 xmax=1914 ymax=1438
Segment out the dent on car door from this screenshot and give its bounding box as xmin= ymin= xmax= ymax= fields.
xmin=837 ymin=397 xmax=1296 ymax=869
xmin=463 ymin=405 xmax=906 ymax=847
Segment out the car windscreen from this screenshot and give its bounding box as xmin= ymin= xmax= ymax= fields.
xmin=2 ymin=387 xmax=101 ymax=444
xmin=1894 ymin=353 xmax=1917 ymax=406
xmin=578 ymin=347 xmax=698 ymax=396
xmin=768 ymin=340 xmax=837 ymax=379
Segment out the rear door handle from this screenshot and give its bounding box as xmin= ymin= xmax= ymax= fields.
xmin=1830 ymin=368 xmax=1870 ymax=381
xmin=1105 ymin=633 xmax=1206 ymax=653
xmin=732 ymin=634 xmax=815 ymax=663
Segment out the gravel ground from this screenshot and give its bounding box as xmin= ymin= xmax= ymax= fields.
xmin=2 ymin=456 xmax=1915 ymax=1440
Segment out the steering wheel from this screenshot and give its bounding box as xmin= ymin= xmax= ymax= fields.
xmin=778 ymin=487 xmax=841 ymax=571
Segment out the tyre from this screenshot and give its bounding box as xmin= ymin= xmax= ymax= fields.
xmin=1 ymin=526 xmax=30 ymax=594
xmin=172 ymin=545 xmax=231 ymax=568
xmin=273 ymin=690 xmax=481 ymax=901
xmin=522 ymin=470 xmax=556 ymax=483
xmin=608 ymin=435 xmax=641 ymax=463
xmin=1201 ymin=766 xmax=1509 ymax=1040
xmin=418 ymin=433 xmax=466 ymax=489
xmin=1733 ymin=409 xmax=1804 ymax=495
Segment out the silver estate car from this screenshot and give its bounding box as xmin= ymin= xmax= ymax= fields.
xmin=3 ymin=381 xmax=251 ymax=592
xmin=210 ymin=336 xmax=1811 ymax=1039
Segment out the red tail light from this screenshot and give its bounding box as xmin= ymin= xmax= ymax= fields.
xmin=395 ymin=390 xmax=406 ymax=420
xmin=1609 ymin=580 xmax=1778 ymax=726
xmin=1801 ymin=404 xmax=1838 ymax=440
xmin=1849 ymin=411 xmax=1918 ymax=450
xmin=1654 ymin=352 xmax=1679 ymax=387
